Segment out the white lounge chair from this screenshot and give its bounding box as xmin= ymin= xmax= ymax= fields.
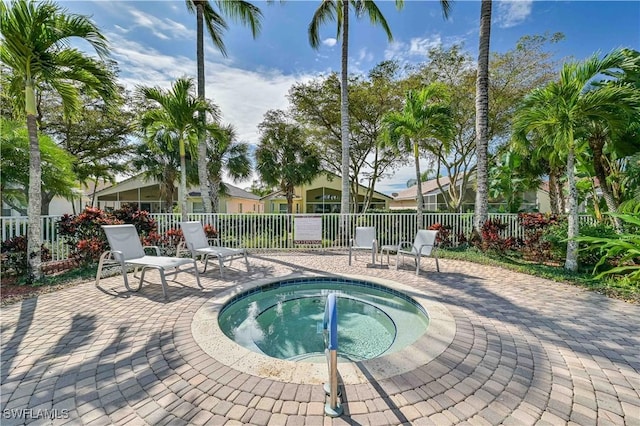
xmin=96 ymin=224 xmax=202 ymax=299
xmin=180 ymin=221 xmax=249 ymax=278
xmin=349 ymin=226 xmax=378 ymax=265
xmin=396 ymin=229 xmax=440 ymax=275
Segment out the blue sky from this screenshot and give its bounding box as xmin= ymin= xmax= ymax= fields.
xmin=62 ymin=1 xmax=640 ymax=193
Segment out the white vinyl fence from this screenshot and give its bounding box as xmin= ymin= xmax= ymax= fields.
xmin=1 ymin=213 xmax=598 ymax=262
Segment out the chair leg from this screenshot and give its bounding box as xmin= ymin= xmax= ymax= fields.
xmin=190 ymin=260 xmax=202 ymax=288
xmin=95 ymin=251 xmax=111 ymax=287
xmin=218 ymin=257 xmax=224 ymax=279
xmin=348 ymin=247 xmax=352 ymax=265
xmin=415 ymin=256 xmax=421 ymax=276
xmin=138 ymin=267 xmax=147 ymax=291
xmin=157 ymin=269 xmax=169 ymax=299
xmin=244 ymin=252 xmax=250 ymax=272
xmin=202 ymin=254 xmax=210 ymax=273
xmin=434 ymin=255 xmax=440 ymax=272
xmin=122 ymin=262 xmax=138 ymax=292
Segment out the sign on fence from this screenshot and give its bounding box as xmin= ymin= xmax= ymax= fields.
xmin=293 ymin=215 xmax=322 ymax=245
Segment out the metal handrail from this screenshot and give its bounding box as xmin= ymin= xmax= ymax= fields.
xmin=323 ymin=293 xmax=342 ymax=417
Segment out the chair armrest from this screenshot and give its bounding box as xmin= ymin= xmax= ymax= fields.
xmin=109 ymin=250 xmax=125 ymax=263
xmin=397 ymin=241 xmax=412 ymax=250
xmin=143 ymin=245 xmax=161 ymax=256
xmin=416 ymin=243 xmax=435 ymax=254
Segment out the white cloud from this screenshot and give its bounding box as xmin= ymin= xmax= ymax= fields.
xmin=497 ymin=0 xmax=533 ymax=28
xmin=208 ymin=65 xmax=313 ymax=145
xmin=107 ymin=33 xmax=312 ymax=147
xmin=126 ymin=7 xmax=195 ymax=40
xmin=113 ymin=24 xmax=130 ymax=34
xmin=409 ymin=35 xmax=443 ymax=56
xmin=357 ymin=48 xmax=373 ymax=63
xmin=384 ymin=35 xmax=443 ymax=61
xmin=322 ymin=38 xmax=337 ymax=47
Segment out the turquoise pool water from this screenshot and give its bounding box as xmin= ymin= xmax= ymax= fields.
xmin=218 ymin=278 xmax=429 ymax=362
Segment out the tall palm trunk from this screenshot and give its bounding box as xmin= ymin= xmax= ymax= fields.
xmin=209 ymin=175 xmax=221 ymax=214
xmin=286 ymin=184 xmax=294 ymax=214
xmin=179 ymin=141 xmax=188 ymax=221
xmin=340 ymin=0 xmax=350 ymax=215
xmin=26 ymin=113 xmax=42 ymax=281
xmin=474 ymin=0 xmax=492 ymax=233
xmin=548 ymin=171 xmax=559 ymax=214
xmin=588 ymin=136 xmax=623 ymax=232
xmin=414 ymin=141 xmax=425 ymax=229
xmin=196 ymin=3 xmax=213 ymax=213
xmin=26 ymin=80 xmax=42 ymax=282
xmin=565 ymin=143 xmax=579 ymax=272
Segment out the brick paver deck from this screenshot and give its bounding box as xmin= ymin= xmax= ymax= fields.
xmin=1 ymin=253 xmax=639 ymax=425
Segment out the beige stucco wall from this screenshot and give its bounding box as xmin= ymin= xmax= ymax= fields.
xmin=225 ymin=198 xmax=264 ymax=214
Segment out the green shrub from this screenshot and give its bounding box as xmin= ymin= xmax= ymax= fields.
xmin=542 ymin=220 xmax=617 ymax=267
xmin=1 ymin=236 xmax=51 ymax=278
xmin=576 ymin=213 xmax=640 ymax=283
xmin=518 ymin=213 xmax=562 ymax=262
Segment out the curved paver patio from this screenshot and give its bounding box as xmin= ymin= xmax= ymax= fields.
xmin=1 ymin=253 xmax=639 ymax=425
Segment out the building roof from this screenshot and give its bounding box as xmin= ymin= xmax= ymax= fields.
xmin=393 ymin=176 xmax=458 ymax=201
xmin=188 ymin=184 xmax=260 ymax=200
xmin=260 ymin=190 xmax=302 ymax=201
xmin=94 ymin=174 xmax=260 ymax=200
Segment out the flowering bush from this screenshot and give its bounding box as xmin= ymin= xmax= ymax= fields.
xmin=112 ymin=203 xmax=157 ymax=236
xmin=203 ymin=224 xmax=218 ymax=239
xmin=427 ymin=223 xmax=452 ymax=247
xmin=1 ymin=236 xmax=51 ymax=277
xmin=58 ymin=205 xmax=162 ymax=264
xmin=58 ymin=207 xmax=122 ymax=264
xmin=476 ymin=218 xmax=519 ymax=253
xmin=518 ymin=213 xmax=561 ymax=262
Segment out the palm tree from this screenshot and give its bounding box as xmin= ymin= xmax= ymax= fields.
xmin=185 ymin=0 xmax=262 ymax=214
xmin=512 ymin=49 xmax=640 ymax=271
xmin=206 ymin=123 xmax=252 ymax=208
xmin=138 ymin=78 xmax=218 ymax=221
xmin=474 ymin=0 xmax=492 ymax=233
xmin=133 ymin=136 xmax=200 ymax=213
xmin=0 ymin=0 xmax=117 ymax=280
xmin=308 ymin=0 xmax=410 ymax=214
xmin=383 ymin=84 xmax=454 ymax=228
xmin=256 ymin=110 xmax=321 ymax=214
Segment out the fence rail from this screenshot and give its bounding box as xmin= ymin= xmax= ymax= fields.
xmin=1 ymin=213 xmax=598 ymax=262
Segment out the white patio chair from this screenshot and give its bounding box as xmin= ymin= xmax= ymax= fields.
xmin=349 ymin=226 xmax=378 ymax=265
xmin=180 ymin=221 xmax=249 ymax=279
xmin=396 ymin=229 xmax=440 ymax=275
xmin=95 ymin=224 xmax=202 ymax=299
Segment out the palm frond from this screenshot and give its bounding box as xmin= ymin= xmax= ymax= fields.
xmin=308 ymin=0 xmax=338 ymax=49
xmin=215 ymin=0 xmax=263 ymax=37
xmin=357 ymin=0 xmax=394 ymax=41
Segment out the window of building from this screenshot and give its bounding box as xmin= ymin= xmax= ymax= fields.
xmin=192 ymin=202 xmax=204 ymax=213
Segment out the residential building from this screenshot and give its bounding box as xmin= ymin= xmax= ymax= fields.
xmin=260 ymin=173 xmax=393 ymax=213
xmin=390 ymin=176 xmax=545 ymax=213
xmin=93 ymin=174 xmax=262 ymax=214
